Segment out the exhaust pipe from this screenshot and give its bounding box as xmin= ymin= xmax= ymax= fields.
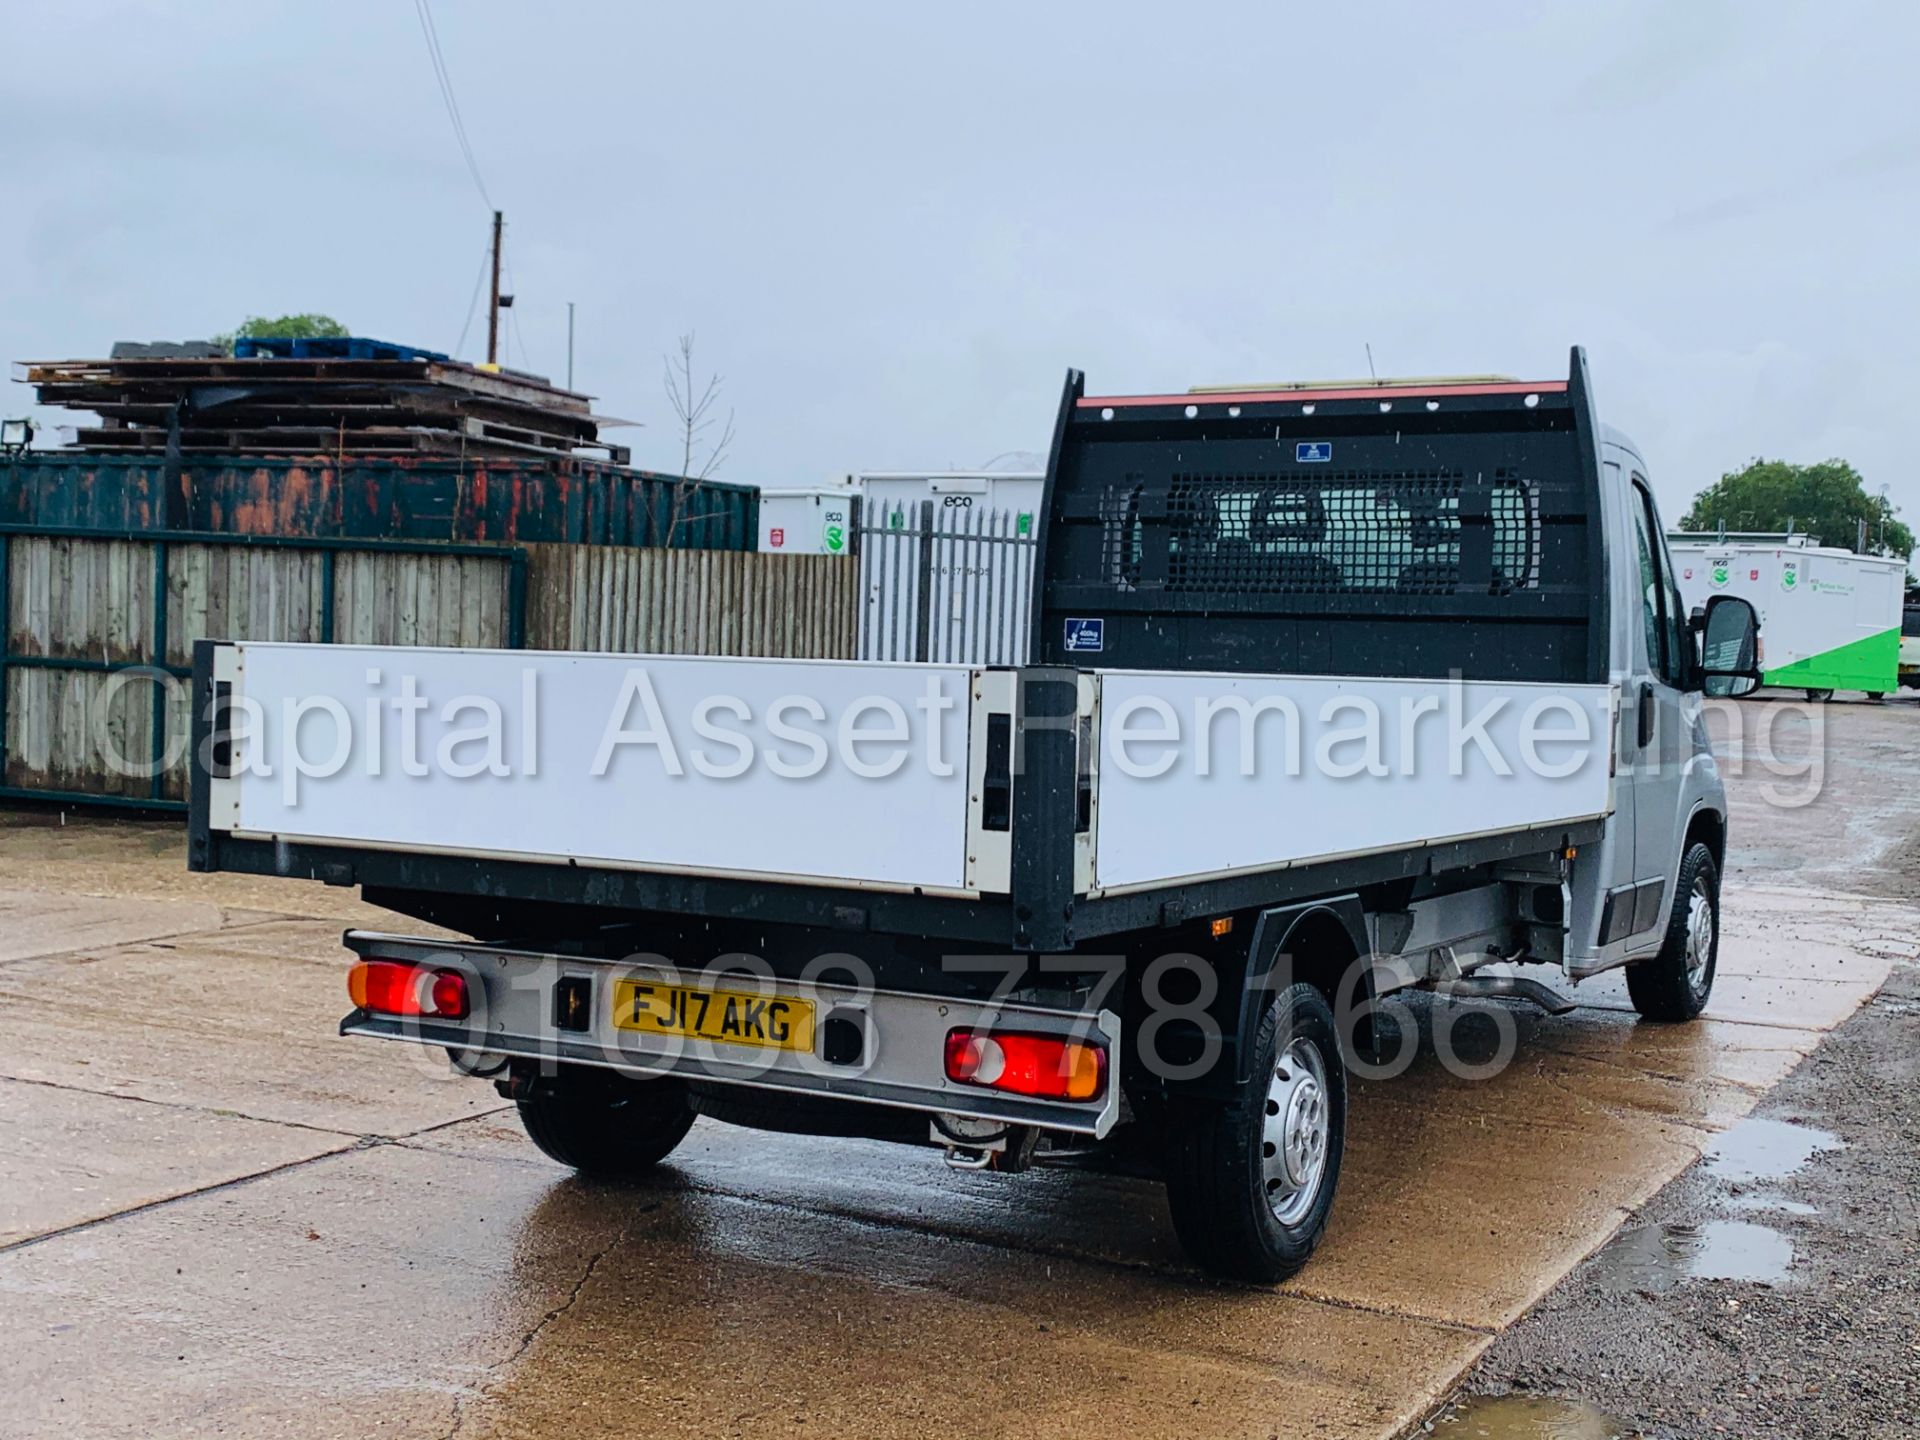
xmin=1433 ymin=974 xmax=1576 ymax=1015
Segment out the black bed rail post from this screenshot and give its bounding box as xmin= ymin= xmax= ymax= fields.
xmin=1025 ymin=367 xmax=1085 ymax=665
xmin=1566 ymin=345 xmax=1611 ymax=686
xmin=187 ymin=639 xmax=217 ymax=873
xmin=1009 ymin=665 xmax=1081 ymax=953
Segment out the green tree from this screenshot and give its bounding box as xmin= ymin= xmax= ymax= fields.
xmin=1681 ymin=459 xmax=1913 ymax=560
xmin=211 ymin=313 xmax=349 ymax=353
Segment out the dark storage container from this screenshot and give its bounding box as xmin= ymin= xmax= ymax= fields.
xmin=0 ymin=452 xmax=757 ymax=551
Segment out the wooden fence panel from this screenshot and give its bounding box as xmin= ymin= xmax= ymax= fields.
xmin=521 ymin=544 xmax=855 ymax=658
xmin=2 ymin=532 xmax=855 ymax=806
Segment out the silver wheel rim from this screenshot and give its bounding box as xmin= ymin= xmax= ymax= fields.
xmin=1684 ymin=873 xmax=1715 ymax=991
xmin=1262 ymin=1036 xmax=1331 ymax=1226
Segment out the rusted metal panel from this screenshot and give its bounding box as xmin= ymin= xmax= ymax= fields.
xmin=0 ymin=454 xmax=757 ymax=550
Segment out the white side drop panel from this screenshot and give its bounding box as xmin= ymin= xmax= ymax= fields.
xmin=1091 ymin=670 xmax=1615 ymax=892
xmin=214 ymin=644 xmax=980 ymax=894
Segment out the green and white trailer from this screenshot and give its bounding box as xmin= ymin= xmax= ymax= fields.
xmin=1669 ymin=537 xmax=1905 ymax=699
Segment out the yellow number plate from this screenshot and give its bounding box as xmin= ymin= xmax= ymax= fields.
xmin=612 ymin=978 xmax=815 ymax=1053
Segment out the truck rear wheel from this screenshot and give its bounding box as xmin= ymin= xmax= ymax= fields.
xmin=1163 ymin=982 xmax=1346 ymax=1283
xmin=514 ymin=1066 xmax=695 ymax=1177
xmin=1626 ymin=841 xmax=1720 ymax=1023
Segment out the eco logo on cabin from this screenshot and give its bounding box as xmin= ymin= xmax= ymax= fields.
xmin=1709 ymin=561 xmax=1731 ymax=588
xmin=1781 ymin=560 xmax=1800 ymax=593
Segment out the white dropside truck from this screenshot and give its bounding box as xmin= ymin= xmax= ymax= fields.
xmin=1669 ymin=535 xmax=1904 ymax=700
xmin=189 ymin=349 xmax=1763 ymax=1281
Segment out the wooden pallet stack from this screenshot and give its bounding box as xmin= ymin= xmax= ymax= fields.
xmin=20 ymin=340 xmax=632 ymax=464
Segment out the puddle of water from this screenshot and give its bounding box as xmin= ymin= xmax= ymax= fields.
xmin=1591 ymin=1219 xmax=1794 ymax=1291
xmin=1435 ymin=1393 xmax=1642 ymax=1438
xmin=1703 ymin=1116 xmax=1842 ymax=1184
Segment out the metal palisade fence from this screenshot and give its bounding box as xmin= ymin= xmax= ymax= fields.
xmin=856 ymin=499 xmax=1037 ymax=665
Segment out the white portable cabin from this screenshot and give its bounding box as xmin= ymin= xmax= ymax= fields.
xmin=756 ymin=485 xmax=860 ymax=555
xmin=1667 ymin=534 xmax=1905 ymax=696
xmin=857 ymin=472 xmax=1044 ymax=532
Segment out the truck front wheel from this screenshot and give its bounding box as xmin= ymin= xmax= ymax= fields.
xmin=1163 ymin=982 xmax=1346 ymax=1283
xmin=514 ymin=1066 xmax=695 ymax=1177
xmin=1625 ymin=841 xmax=1720 ymax=1023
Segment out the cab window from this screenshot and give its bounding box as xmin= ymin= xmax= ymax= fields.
xmin=1631 ymin=477 xmax=1688 ymax=687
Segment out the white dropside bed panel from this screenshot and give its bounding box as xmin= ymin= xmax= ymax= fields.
xmin=214 ymin=644 xmax=978 ymax=893
xmin=1092 ymin=671 xmax=1614 ymax=893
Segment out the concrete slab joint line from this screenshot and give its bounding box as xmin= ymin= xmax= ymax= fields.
xmin=442 ymin=1213 xmax=649 ymax=1440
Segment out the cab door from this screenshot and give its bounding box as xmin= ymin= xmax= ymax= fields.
xmin=1623 ymin=473 xmax=1692 ymax=940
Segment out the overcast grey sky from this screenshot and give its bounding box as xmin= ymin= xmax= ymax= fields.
xmin=3 ymin=2 xmax=1914 ymax=545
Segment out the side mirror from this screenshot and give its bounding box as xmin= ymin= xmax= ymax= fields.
xmin=1700 ymin=595 xmax=1762 ymax=698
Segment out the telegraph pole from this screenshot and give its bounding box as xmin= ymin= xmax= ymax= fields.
xmin=486 ymin=209 xmax=503 ymax=364
xmin=566 ymin=301 xmax=575 ymax=390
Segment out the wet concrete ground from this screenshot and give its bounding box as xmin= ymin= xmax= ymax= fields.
xmin=2 ymin=696 xmax=1917 ymax=1439
xmin=1436 ymin=701 xmax=1920 ymax=1440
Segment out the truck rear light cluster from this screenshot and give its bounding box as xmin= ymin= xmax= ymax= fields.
xmin=348 ymin=959 xmax=470 ymax=1020
xmin=943 ymin=1029 xmax=1106 ymax=1103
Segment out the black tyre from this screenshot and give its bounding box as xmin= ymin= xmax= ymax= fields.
xmin=1164 ymin=982 xmax=1346 ymax=1283
xmin=1867 ymin=692 xmax=1886 ymax=702
xmin=1806 ymin=688 xmax=1834 ymax=702
xmin=1626 ymin=840 xmax=1720 ymax=1023
xmin=515 ymin=1066 xmax=695 ymax=1177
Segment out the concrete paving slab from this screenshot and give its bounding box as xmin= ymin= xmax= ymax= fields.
xmin=1541 ymin=889 xmax=1911 ymax=1032
xmin=0 ymin=1144 xmax=582 ymax=1440
xmin=0 ymin=889 xmax=237 ymax=965
xmin=459 ymin=1182 xmax=1487 ymax=1440
xmin=0 ymin=810 xmax=386 ymax=923
xmin=0 ymin=1141 xmax=1483 ymax=1440
xmin=0 ymin=930 xmax=505 ymax=1137
xmin=0 ymin=1077 xmax=352 ymax=1247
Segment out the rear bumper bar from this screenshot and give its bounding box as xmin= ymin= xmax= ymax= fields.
xmin=341 ymin=931 xmax=1122 ymax=1138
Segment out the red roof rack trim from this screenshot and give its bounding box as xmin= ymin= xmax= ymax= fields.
xmin=1077 ymin=380 xmax=1569 ymax=409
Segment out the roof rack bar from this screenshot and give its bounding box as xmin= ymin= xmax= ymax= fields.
xmin=1077 ymin=379 xmax=1569 ymax=409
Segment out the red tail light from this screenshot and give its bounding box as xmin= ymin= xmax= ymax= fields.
xmin=944 ymin=1029 xmax=1106 ymax=1102
xmin=348 ymin=959 xmax=469 ymax=1020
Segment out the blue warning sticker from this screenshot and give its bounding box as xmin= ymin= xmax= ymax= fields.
xmin=1064 ymin=618 xmax=1105 ymax=653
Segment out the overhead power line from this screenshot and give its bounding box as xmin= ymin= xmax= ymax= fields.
xmin=453 ymin=237 xmax=492 ymax=358
xmin=414 ymin=0 xmax=492 ymax=210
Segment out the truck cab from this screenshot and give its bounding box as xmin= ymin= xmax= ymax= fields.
xmin=1574 ymin=428 xmax=1730 ymax=978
